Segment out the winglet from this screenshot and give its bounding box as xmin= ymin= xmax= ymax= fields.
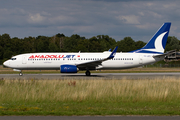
xmin=107 ymin=46 xmax=118 ymax=59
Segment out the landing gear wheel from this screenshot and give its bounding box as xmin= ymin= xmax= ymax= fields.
xmin=19 ymin=72 xmax=23 ymax=76
xmin=85 ymin=70 xmax=91 ymax=76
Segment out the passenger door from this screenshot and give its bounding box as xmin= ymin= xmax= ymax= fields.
xmin=22 ymin=55 xmax=27 ymax=64
xmin=139 ymin=55 xmax=143 ymax=64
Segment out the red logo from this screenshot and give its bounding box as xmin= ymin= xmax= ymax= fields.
xmin=29 ymin=55 xmax=64 ymax=59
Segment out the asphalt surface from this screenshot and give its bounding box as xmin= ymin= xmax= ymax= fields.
xmin=0 ymin=72 xmax=180 ymax=80
xmin=0 ymin=116 xmax=180 ymax=120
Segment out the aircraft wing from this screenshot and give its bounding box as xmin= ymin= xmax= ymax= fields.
xmin=76 ymin=46 xmax=118 ymax=69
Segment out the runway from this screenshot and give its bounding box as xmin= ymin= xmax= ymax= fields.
xmin=0 ymin=72 xmax=180 ymax=80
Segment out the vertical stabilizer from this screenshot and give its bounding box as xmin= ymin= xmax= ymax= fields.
xmin=130 ymin=22 xmax=171 ymax=54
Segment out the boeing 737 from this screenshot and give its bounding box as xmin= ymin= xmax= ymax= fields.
xmin=3 ymin=22 xmax=171 ymax=76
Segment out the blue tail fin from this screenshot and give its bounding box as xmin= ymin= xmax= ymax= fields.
xmin=130 ymin=22 xmax=171 ymax=54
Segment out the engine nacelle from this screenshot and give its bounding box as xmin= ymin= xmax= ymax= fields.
xmin=60 ymin=65 xmax=78 ymax=73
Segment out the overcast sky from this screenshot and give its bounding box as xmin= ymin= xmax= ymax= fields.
xmin=0 ymin=0 xmax=179 ymax=42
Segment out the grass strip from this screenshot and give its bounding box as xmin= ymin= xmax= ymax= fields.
xmin=0 ymin=78 xmax=180 ymax=115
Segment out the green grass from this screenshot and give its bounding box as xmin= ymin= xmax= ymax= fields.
xmin=1 ymin=78 xmax=180 ymax=115
xmin=1 ymin=102 xmax=180 ymax=115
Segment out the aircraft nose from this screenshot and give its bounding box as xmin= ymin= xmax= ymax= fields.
xmin=3 ymin=60 xmax=9 ymax=67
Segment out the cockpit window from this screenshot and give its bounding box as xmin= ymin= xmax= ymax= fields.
xmin=11 ymin=58 xmax=16 ymax=60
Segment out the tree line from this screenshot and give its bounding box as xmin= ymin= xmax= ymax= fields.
xmin=0 ymin=33 xmax=180 ymax=64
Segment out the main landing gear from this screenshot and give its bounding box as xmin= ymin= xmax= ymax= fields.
xmin=85 ymin=70 xmax=91 ymax=76
xmin=19 ymin=71 xmax=23 ymax=76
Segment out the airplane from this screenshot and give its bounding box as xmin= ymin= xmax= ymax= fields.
xmin=3 ymin=22 xmax=171 ymax=76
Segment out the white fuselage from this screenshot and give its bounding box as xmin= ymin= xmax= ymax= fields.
xmin=3 ymin=51 xmax=164 ymax=71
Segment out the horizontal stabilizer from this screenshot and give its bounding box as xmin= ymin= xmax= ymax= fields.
xmin=153 ymin=50 xmax=176 ymax=58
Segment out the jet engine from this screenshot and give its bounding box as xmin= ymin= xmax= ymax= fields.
xmin=60 ymin=65 xmax=78 ymax=73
